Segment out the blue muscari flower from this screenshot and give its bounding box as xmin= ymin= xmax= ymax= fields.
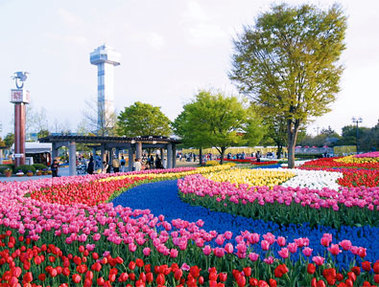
xmin=112 ymin=180 xmax=379 ymax=263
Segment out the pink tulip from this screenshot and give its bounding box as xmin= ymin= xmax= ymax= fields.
xmin=248 ymin=252 xmax=259 ymax=262
xmin=302 ymin=247 xmax=313 ymax=257
xmin=277 ymin=236 xmax=286 ymax=247
xmin=312 ymin=256 xmax=325 ymax=266
xmin=143 ymin=247 xmax=151 ymax=256
xmin=278 ymin=248 xmax=289 ymax=259
xmin=261 ymin=240 xmax=270 ymax=251
xmin=225 ymin=243 xmax=234 ymax=254
xmin=203 ymin=245 xmax=212 ymax=256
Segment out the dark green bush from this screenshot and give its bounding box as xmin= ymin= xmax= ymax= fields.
xmin=0 ymin=166 xmax=10 ymax=174
xmin=32 ymin=163 xmax=48 ymax=171
xmin=0 ymin=164 xmax=15 ymax=172
xmin=16 ymin=165 xmax=36 ymax=174
xmin=295 ymin=153 xmax=323 ymax=159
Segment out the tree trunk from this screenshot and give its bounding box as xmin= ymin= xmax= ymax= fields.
xmin=287 ymin=120 xmax=300 ymax=168
xmin=220 ymin=147 xmax=226 ymax=165
xmin=199 ymin=147 xmax=203 ymax=166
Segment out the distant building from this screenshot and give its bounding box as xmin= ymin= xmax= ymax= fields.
xmin=90 ymin=44 xmax=120 ymax=134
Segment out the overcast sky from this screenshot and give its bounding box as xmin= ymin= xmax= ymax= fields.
xmin=1 ymin=0 xmax=378 ymax=138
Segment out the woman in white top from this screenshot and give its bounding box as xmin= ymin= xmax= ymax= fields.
xmin=134 ymin=158 xmax=142 ymax=171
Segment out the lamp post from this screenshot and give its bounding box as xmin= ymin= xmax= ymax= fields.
xmin=352 ymin=117 xmax=362 ymax=154
xmin=11 ymin=72 xmax=30 ymax=167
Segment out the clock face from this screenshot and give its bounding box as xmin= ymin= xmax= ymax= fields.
xmin=11 ymin=89 xmax=30 ymax=104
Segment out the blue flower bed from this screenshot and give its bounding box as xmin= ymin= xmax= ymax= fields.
xmin=112 ymin=180 xmax=379 ymax=267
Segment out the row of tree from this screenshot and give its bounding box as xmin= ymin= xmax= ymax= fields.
xmin=298 ymin=124 xmax=379 ymax=151
xmin=3 ymin=3 xmax=372 ymax=168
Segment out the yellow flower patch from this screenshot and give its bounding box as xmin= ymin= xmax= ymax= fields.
xmin=99 ymin=164 xmax=235 ymax=182
xmin=203 ymin=169 xmax=295 ymax=188
xmin=335 ymin=155 xmax=379 ymax=164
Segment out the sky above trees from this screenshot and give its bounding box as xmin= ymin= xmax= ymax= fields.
xmin=0 ymin=0 xmax=378 ymax=137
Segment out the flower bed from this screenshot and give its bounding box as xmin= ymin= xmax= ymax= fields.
xmin=0 ymin=229 xmax=377 ymax=287
xmin=0 ymin=165 xmax=378 ymax=286
xmin=202 ymin=169 xmax=295 ymax=188
xmin=178 ymin=173 xmax=379 ymax=228
xmin=299 ymin=154 xmax=379 ymax=187
xmin=338 ymin=170 xmax=379 ymax=187
xmin=300 ymin=157 xmax=379 ymax=170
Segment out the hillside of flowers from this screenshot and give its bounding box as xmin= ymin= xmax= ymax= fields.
xmin=0 ymin=159 xmax=378 ymax=286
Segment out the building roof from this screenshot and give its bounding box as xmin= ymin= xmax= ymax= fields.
xmin=38 ymin=135 xmax=181 ymax=145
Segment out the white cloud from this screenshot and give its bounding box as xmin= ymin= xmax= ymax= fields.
xmin=188 ymin=23 xmax=227 ymax=46
xmin=58 ymin=8 xmax=84 ymax=27
xmin=183 ymin=0 xmax=210 ymax=22
xmin=46 ymin=33 xmax=88 ymax=46
xmin=181 ymin=0 xmax=227 ymax=47
xmin=146 ymin=33 xmax=165 ymax=50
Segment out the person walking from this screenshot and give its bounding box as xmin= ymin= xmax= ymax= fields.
xmin=112 ymin=157 xmax=120 ymax=173
xmin=120 ymin=156 xmax=126 ymax=172
xmin=102 ymin=161 xmax=110 ymax=174
xmin=134 ymin=158 xmax=142 ymax=171
xmin=87 ymin=156 xmax=95 ymax=175
xmin=155 ymin=155 xmax=162 ymax=169
xmin=51 ymin=159 xmax=59 ymax=177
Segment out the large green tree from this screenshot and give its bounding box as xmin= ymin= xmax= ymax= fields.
xmin=173 ymin=90 xmax=265 ymax=164
xmin=230 ymin=3 xmax=347 ymax=167
xmin=117 ymin=102 xmax=172 ymax=137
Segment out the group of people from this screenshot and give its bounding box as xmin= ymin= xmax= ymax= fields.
xmin=84 ymin=154 xmax=165 ymax=174
xmin=85 ymin=155 xmax=128 ymax=174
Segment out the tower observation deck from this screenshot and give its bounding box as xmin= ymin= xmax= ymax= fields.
xmin=90 ymin=44 xmax=120 ymax=134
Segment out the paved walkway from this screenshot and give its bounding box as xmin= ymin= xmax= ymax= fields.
xmin=0 ymin=167 xmax=70 ymax=182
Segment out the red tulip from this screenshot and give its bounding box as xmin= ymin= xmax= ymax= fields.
xmin=307 ymin=263 xmax=316 ymax=274
xmin=72 ymin=273 xmax=81 ymax=284
xmin=269 ymin=278 xmax=277 ymax=287
xmin=362 ymin=261 xmax=371 ymax=271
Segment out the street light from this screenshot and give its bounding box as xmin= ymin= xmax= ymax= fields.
xmin=352 ymin=117 xmax=362 ymax=154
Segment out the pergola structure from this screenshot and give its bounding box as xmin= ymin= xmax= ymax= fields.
xmin=39 ymin=135 xmax=181 ymax=176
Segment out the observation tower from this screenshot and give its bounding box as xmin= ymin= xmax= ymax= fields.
xmin=90 ymin=44 xmax=120 ymax=134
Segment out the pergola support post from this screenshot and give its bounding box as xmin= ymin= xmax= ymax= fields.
xmin=128 ymin=147 xmax=133 ymax=171
xmin=100 ymin=144 xmax=105 ymax=170
xmin=69 ymin=141 xmax=77 ymax=176
xmin=52 ymin=143 xmax=58 ymax=161
xmin=172 ymin=144 xmax=176 ymax=168
xmin=136 ymin=142 xmax=142 ymax=159
xmin=167 ymin=143 xmax=173 ymax=169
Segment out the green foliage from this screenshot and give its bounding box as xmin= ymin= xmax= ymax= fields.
xmin=0 ymin=164 xmax=15 ymax=173
xmin=32 ymin=163 xmax=48 ymax=171
xmin=337 ymin=121 xmax=379 ymax=152
xmin=4 ymin=133 xmax=14 ymax=149
xmin=299 ymin=127 xmax=340 ymax=147
xmin=16 ymin=165 xmax=36 ymax=174
xmin=173 ymin=90 xmax=265 ymax=163
xmin=230 ymin=3 xmax=347 ymax=167
xmin=37 ymin=129 xmax=50 ymax=139
xmin=117 ymin=102 xmax=172 ymax=137
xmin=295 ymin=153 xmax=323 ymax=159
xmin=0 ymin=166 xmax=10 ymax=174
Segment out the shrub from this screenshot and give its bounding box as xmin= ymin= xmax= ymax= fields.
xmin=295 ymin=153 xmax=323 ymax=159
xmin=32 ymin=163 xmax=48 ymax=171
xmin=17 ymin=165 xmax=36 ymax=174
xmin=0 ymin=166 xmax=9 ymax=175
xmin=0 ymin=164 xmax=15 ymax=172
